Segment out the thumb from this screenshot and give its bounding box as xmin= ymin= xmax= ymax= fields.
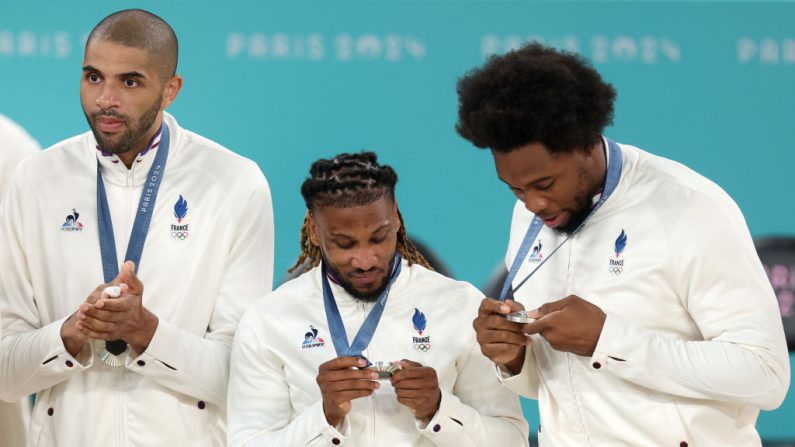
xmin=529 ymin=296 xmax=575 ymax=319
xmin=505 ymin=299 xmax=526 ymax=313
xmin=398 ymin=359 xmax=423 ymax=368
xmin=117 ymin=261 xmax=144 ymax=294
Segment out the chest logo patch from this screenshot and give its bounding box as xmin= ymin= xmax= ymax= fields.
xmin=61 ymin=208 xmax=84 ymax=232
xmin=412 ymin=308 xmax=431 ymax=352
xmin=528 ymin=240 xmax=543 ymax=263
xmin=302 ymin=325 xmax=326 ymax=349
xmin=609 ymin=229 xmax=628 ymax=275
xmin=170 ymin=195 xmax=190 ymax=240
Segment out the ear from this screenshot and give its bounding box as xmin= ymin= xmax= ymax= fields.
xmin=308 ymin=211 xmax=321 ymax=247
xmin=160 ymin=74 xmax=183 ymax=109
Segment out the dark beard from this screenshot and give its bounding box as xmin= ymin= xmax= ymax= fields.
xmin=323 ymin=253 xmax=397 ymax=303
xmin=555 ymin=164 xmax=601 ymax=235
xmin=85 ymin=95 xmax=162 ymax=155
xmin=555 ymin=201 xmax=592 ymax=235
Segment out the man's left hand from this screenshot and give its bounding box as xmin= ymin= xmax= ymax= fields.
xmin=522 ymin=295 xmax=606 ymax=357
xmin=391 ymin=359 xmax=441 ymax=423
xmin=75 ymin=261 xmax=158 ymax=354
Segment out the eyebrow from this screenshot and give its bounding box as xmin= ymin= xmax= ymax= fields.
xmin=330 ymin=223 xmax=390 ymax=239
xmin=499 ymin=175 xmax=554 ymax=189
xmin=82 ymin=65 xmax=148 ymax=80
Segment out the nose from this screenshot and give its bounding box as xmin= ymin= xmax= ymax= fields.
xmin=95 ymin=84 xmax=120 ymax=109
xmin=522 ymin=192 xmax=550 ymax=216
xmin=350 ymin=246 xmax=378 ymax=272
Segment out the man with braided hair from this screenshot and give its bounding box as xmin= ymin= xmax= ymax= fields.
xmin=228 ymin=152 xmax=528 ymax=446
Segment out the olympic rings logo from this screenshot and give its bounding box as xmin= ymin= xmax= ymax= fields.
xmin=171 ymin=231 xmax=189 ymax=240
xmin=608 ymin=266 xmax=623 ymax=275
xmin=413 ymin=343 xmax=431 ymax=352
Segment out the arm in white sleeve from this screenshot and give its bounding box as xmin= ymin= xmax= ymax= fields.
xmin=418 ymin=340 xmax=529 ymax=446
xmin=127 ymin=169 xmax=274 ymax=407
xmin=493 ymin=342 xmax=541 ymax=399
xmin=227 ymin=310 xmax=349 ymax=447
xmin=0 ymin=171 xmax=93 ymax=402
xmin=591 ymin=196 xmax=790 ymax=410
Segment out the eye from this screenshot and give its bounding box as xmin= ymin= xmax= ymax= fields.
xmin=86 ymin=73 xmax=100 ymax=84
xmin=124 ymin=78 xmax=139 ymax=88
xmin=334 ymin=241 xmax=354 ymax=250
xmin=510 ymin=187 xmax=525 ymax=201
xmin=535 ymin=180 xmax=554 ymax=191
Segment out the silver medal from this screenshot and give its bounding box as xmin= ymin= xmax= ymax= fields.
xmin=367 ymin=361 xmax=403 ymax=380
xmin=507 ymin=310 xmax=536 ymax=324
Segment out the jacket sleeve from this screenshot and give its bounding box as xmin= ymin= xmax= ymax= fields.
xmin=227 ymin=309 xmax=349 ymax=447
xmin=591 ymin=194 xmax=790 ymax=410
xmin=417 ymin=287 xmax=529 ymax=447
xmin=0 ymin=170 xmax=94 ymax=402
xmin=127 ymin=167 xmax=275 ymax=407
xmin=492 ymin=343 xmax=541 ymax=399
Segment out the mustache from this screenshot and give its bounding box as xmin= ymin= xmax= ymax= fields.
xmin=91 ymin=109 xmax=128 ymax=121
xmin=348 ymin=267 xmax=383 ymax=276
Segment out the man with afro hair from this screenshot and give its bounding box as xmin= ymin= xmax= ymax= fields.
xmin=460 ymin=42 xmax=788 ymax=445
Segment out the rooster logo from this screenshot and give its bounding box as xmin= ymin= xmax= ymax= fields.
xmin=61 ymin=208 xmax=84 ymax=230
xmin=303 ymin=325 xmax=325 ymax=345
xmin=529 ymin=240 xmax=543 ymax=260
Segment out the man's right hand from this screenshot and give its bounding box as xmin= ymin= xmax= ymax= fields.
xmin=59 ymin=283 xmax=115 ymax=357
xmin=317 ymin=356 xmax=380 ymax=427
xmin=472 ymin=298 xmax=530 ymax=375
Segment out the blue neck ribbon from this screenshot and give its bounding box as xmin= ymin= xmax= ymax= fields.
xmin=96 ymin=124 xmax=170 ymax=354
xmin=321 ymin=254 xmax=403 ymax=365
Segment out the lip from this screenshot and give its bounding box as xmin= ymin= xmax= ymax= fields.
xmin=542 ymin=213 xmax=567 ymax=228
xmin=349 ymin=270 xmax=382 ymax=286
xmin=95 ymin=117 xmax=125 ymax=133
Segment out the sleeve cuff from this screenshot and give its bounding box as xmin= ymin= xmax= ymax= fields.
xmin=416 ymin=390 xmax=466 ymax=443
xmin=493 ymin=345 xmax=534 ymax=394
xmin=45 ymin=317 xmax=94 ymax=372
xmin=590 ymin=313 xmax=628 ymax=370
xmin=310 ymin=400 xmax=350 ymax=445
xmin=135 ymin=317 xmax=177 ymax=362
xmin=126 ymin=318 xmax=182 ymax=373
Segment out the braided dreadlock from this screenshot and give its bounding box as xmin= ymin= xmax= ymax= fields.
xmin=289 ymin=152 xmax=431 ymax=273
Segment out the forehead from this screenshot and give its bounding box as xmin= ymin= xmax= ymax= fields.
xmin=313 ymin=197 xmax=394 ymax=236
xmin=83 ymin=39 xmax=153 ymax=75
xmin=492 ymin=142 xmax=569 ymax=186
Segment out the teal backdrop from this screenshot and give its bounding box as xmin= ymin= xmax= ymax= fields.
xmin=2 ymin=0 xmax=794 ymax=440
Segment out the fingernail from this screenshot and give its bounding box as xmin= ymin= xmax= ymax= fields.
xmin=358 ymin=359 xmax=367 ymax=367
xmin=370 ymin=372 xmax=379 ymax=380
xmin=374 ymin=382 xmax=380 ymax=388
xmin=500 ymin=305 xmax=510 ymax=313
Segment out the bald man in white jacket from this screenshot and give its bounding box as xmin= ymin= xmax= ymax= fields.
xmin=0 ymin=10 xmax=274 ymax=446
xmin=0 ymin=113 xmax=40 ymax=447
